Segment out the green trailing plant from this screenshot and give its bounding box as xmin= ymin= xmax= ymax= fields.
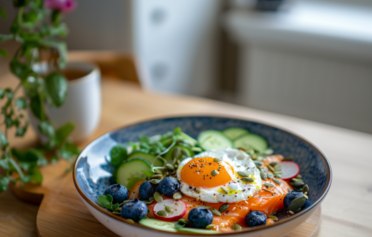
xmin=0 ymin=0 xmax=78 ymax=193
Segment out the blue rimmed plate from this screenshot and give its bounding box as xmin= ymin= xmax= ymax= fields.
xmin=73 ymin=116 xmax=332 ymax=237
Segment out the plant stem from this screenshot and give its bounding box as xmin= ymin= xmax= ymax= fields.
xmin=13 ymin=82 xmax=22 ymax=95
xmin=9 ymin=156 xmax=25 ymax=180
xmin=17 ymin=7 xmax=23 ymax=27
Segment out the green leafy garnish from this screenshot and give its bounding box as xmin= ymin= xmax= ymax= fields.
xmin=97 ymin=194 xmax=119 ymax=211
xmin=110 ymin=145 xmax=127 ymax=167
xmin=175 ymin=219 xmax=188 ymax=229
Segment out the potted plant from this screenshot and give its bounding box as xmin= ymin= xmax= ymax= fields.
xmin=0 ymin=0 xmax=84 ymax=194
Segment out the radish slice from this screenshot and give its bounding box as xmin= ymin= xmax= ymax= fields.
xmin=153 ymin=199 xmax=187 ymax=221
xmin=281 ymin=161 xmax=300 ymax=181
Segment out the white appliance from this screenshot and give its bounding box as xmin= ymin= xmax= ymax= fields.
xmin=132 ymin=0 xmax=222 ymax=96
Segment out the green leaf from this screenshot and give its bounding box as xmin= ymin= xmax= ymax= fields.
xmin=21 ymin=175 xmax=31 ymax=183
xmin=106 ymin=195 xmax=113 ymax=203
xmin=0 ymin=176 xmax=9 ymax=193
xmin=57 ymin=142 xmax=80 ymax=160
xmin=30 ymin=149 xmax=48 ymax=166
xmin=30 ymin=95 xmax=45 ymax=121
xmin=50 ymin=23 xmax=68 ymax=37
xmin=126 ymin=142 xmax=138 ymax=151
xmin=139 ymin=136 xmax=150 ymax=144
xmin=110 ymin=145 xmax=127 ymax=167
xmin=12 ymin=149 xmax=39 ymax=162
xmin=55 ymin=122 xmax=74 ymax=145
xmin=5 ymin=116 xmax=13 ymax=128
xmin=10 ymin=60 xmax=30 ymax=81
xmin=10 ymin=21 xmax=21 ymax=34
xmin=0 ymin=130 xmax=9 ymax=150
xmin=173 ymin=127 xmax=182 ymax=134
xmin=8 ymin=158 xmax=26 ymax=182
xmin=23 ymin=11 xmax=39 ymax=25
xmin=141 ymin=170 xmax=154 ymax=178
xmin=0 ymin=88 xmax=4 ymax=98
xmin=15 ymin=121 xmax=28 ymax=137
xmin=29 ymin=168 xmax=43 ymax=185
xmin=112 ymin=203 xmax=119 ymax=210
xmin=15 ymin=98 xmax=27 ymax=110
xmin=44 ymin=72 xmax=68 ymax=107
xmin=38 ymin=121 xmax=55 ymax=138
xmin=0 ymin=8 xmax=7 ymax=19
xmin=175 ymin=221 xmax=186 ymax=229
xmin=139 ymin=142 xmax=150 ymax=151
xmin=97 ymin=194 xmax=115 ymax=210
xmin=12 ymin=149 xmax=39 ymax=172
xmin=51 ymin=11 xmax=62 ymax=26
xmin=0 ymin=155 xmax=9 ymax=169
xmin=0 ymin=48 xmax=8 ymax=58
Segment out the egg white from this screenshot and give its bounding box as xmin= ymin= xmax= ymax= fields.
xmin=176 ymin=148 xmax=262 ymax=203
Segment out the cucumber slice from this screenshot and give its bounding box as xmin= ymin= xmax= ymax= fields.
xmin=116 ymin=158 xmax=151 ymax=190
xmin=233 ymin=133 xmax=268 ymax=152
xmin=177 ymin=227 xmax=221 ymax=234
xmin=138 ymin=219 xmax=221 ymax=234
xmin=223 ymin=127 xmax=249 ymax=140
xmin=164 ymin=145 xmax=194 ymax=162
xmin=139 ymin=218 xmax=178 ymax=232
xmin=198 ymin=130 xmax=233 ymax=150
xmin=127 ymin=151 xmax=163 ymax=166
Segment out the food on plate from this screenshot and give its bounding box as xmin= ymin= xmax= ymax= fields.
xmin=245 ymin=211 xmax=267 ymax=227
xmin=188 ymin=207 xmax=214 ymax=228
xmin=120 ymin=198 xmax=148 ymax=222
xmin=103 ymin=184 xmax=128 ymax=204
xmin=96 ymin=127 xmax=311 ymax=233
xmin=153 ymin=199 xmax=187 ymax=221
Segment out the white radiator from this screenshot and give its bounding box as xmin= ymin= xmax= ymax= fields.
xmin=225 ymin=1 xmax=372 ymax=134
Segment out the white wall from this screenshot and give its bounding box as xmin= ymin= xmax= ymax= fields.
xmin=311 ymin=0 xmax=372 ymax=7
xmin=64 ymin=0 xmax=132 ymax=52
xmin=0 ymin=0 xmax=132 ymax=52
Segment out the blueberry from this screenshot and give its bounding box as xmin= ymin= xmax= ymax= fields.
xmin=245 ymin=211 xmax=267 ymax=227
xmin=157 ymin=176 xmax=180 ymax=197
xmin=120 ymin=198 xmax=148 ymax=222
xmin=103 ymin=184 xmax=128 ymax=204
xmin=139 ymin=181 xmax=157 ymax=200
xmin=283 ymin=191 xmax=304 ymax=208
xmin=188 ymin=207 xmax=213 ymax=228
xmin=303 ymin=199 xmax=312 ymax=209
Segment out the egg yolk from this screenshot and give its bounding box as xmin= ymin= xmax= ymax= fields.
xmin=180 ymin=157 xmax=234 ymax=188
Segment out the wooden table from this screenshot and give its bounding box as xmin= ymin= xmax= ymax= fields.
xmin=1 ymin=72 xmax=372 ymax=237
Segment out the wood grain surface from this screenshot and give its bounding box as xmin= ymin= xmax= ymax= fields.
xmin=1 ymin=60 xmax=372 ymax=236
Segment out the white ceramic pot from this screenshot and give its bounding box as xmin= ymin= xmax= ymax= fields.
xmin=28 ymin=61 xmax=101 ymax=143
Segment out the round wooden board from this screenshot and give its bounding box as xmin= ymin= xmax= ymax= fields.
xmin=11 ymin=159 xmax=321 ymax=237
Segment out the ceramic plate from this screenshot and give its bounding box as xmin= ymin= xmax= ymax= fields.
xmin=73 ymin=116 xmax=332 ymax=237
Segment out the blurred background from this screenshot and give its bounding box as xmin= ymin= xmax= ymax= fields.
xmin=1 ymin=0 xmax=371 ymax=134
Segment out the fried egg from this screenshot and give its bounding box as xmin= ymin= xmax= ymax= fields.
xmin=176 ymin=148 xmax=262 ymax=203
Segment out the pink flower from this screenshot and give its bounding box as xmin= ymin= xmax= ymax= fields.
xmin=45 ymin=0 xmax=77 ymax=14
